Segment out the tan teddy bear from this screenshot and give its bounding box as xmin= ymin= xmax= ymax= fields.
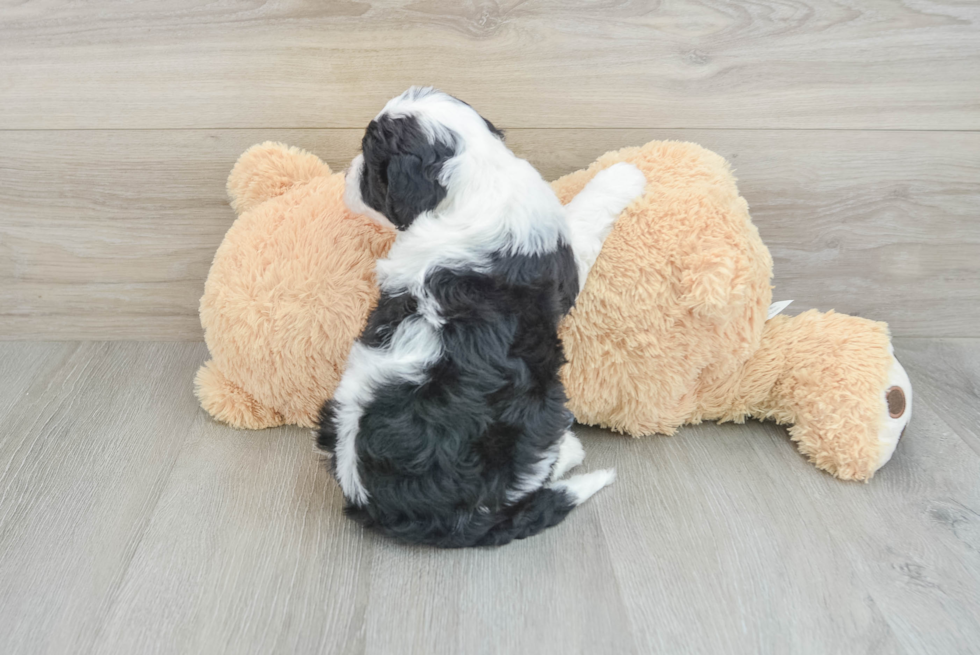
xmin=196 ymin=144 xmax=394 ymax=429
xmin=196 ymin=140 xmax=912 ymax=481
xmin=552 ymin=142 xmax=912 ymax=480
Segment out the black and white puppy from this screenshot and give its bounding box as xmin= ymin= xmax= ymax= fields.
xmin=317 ymin=87 xmax=646 ymax=547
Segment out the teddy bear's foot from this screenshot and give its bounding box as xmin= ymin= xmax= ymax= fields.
xmin=194 ymin=361 xmax=285 ymax=430
xmin=736 ymin=310 xmax=908 ymax=481
xmin=564 ymin=162 xmax=647 ymax=289
xmin=226 ymin=142 xmax=332 ymax=215
xmin=876 ymin=347 xmax=913 ymax=471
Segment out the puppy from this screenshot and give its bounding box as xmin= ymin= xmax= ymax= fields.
xmin=317 ymin=87 xmax=646 ymax=547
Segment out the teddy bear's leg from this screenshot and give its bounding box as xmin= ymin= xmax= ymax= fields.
xmin=226 ymin=142 xmax=333 ymax=215
xmin=563 ymin=162 xmax=647 ymax=290
xmin=725 ymin=310 xmax=910 ymax=481
xmin=194 ymin=361 xmax=285 ymax=430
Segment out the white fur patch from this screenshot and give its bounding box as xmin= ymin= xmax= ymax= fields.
xmin=564 ymin=162 xmax=646 ymax=289
xmin=550 ymin=469 xmax=616 ymax=505
xmin=506 ymin=443 xmax=560 ymax=503
xmin=332 ymin=316 xmax=444 ymax=506
xmin=369 ymin=88 xmax=570 ymax=296
xmin=550 ymin=431 xmax=586 ymax=482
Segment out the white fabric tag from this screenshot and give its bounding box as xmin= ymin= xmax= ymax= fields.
xmin=767 ymin=300 xmax=793 ymax=320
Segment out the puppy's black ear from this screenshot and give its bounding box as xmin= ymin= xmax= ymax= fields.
xmin=384 ymin=154 xmax=448 ymax=229
xmin=483 ymin=117 xmax=505 ymax=140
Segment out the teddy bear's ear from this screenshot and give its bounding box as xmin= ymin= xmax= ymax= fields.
xmin=227 ymin=142 xmax=331 ymax=215
xmin=383 ymin=154 xmax=448 ymax=230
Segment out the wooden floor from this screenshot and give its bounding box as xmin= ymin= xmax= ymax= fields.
xmin=2 ymin=1 xmax=980 ymax=653
xmin=0 ymin=339 xmax=977 ymax=654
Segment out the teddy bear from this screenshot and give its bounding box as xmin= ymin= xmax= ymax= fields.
xmin=196 ymin=139 xmax=912 ymax=481
xmin=195 ymin=143 xmax=394 ymax=430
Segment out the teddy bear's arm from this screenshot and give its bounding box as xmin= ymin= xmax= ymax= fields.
xmin=226 ymin=142 xmax=333 ymax=215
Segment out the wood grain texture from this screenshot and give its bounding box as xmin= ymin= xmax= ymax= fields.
xmin=0 ymin=129 xmax=361 ymax=340
xmin=0 ymin=342 xmax=208 ymax=654
xmin=2 ymin=128 xmax=977 ymax=339
xmin=895 ymin=337 xmax=980 ymax=457
xmin=0 ymin=340 xmax=978 ymax=654
xmin=91 ymin=422 xmax=372 ymax=655
xmin=1 ymin=0 xmax=978 ymax=130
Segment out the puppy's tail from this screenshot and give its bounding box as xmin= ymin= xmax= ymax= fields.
xmin=476 ymin=469 xmax=616 ymax=547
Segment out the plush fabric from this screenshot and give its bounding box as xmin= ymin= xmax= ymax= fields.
xmin=196 ymin=143 xmax=394 ymax=429
xmin=733 ymin=310 xmax=892 ymax=481
xmin=554 ymin=142 xmax=775 ymax=436
xmin=554 ymin=141 xmax=894 ymax=480
xmin=196 ymin=140 xmax=899 ymax=481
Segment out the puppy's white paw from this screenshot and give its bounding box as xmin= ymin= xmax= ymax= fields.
xmin=550 ymin=431 xmax=586 ymax=481
xmin=587 ymin=162 xmax=647 ymax=216
xmin=551 ymin=468 xmax=616 ymax=505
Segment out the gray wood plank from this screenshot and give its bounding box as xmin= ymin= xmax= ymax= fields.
xmin=767 ymin=402 xmax=980 ymax=654
xmin=91 ymin=420 xmax=373 ymax=655
xmin=1 ymin=1 xmax=978 ymax=130
xmin=1 ymin=341 xmax=979 ymax=654
xmin=359 ymin=492 xmax=638 ymax=655
xmin=91 ymin=386 xmax=637 ymax=655
xmin=0 ymin=342 xmax=76 ymax=418
xmin=0 ymin=342 xmax=208 ymax=655
xmin=580 ymin=423 xmax=907 ymax=654
xmin=587 ymin=386 xmax=980 ymax=653
xmin=85 ymin=407 xmax=639 ymax=655
xmin=2 ymin=129 xmax=977 ymax=340
xmin=894 ymin=338 xmax=980 ymax=457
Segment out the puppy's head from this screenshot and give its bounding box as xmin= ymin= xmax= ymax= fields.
xmin=344 ymin=87 xmax=505 ymax=231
